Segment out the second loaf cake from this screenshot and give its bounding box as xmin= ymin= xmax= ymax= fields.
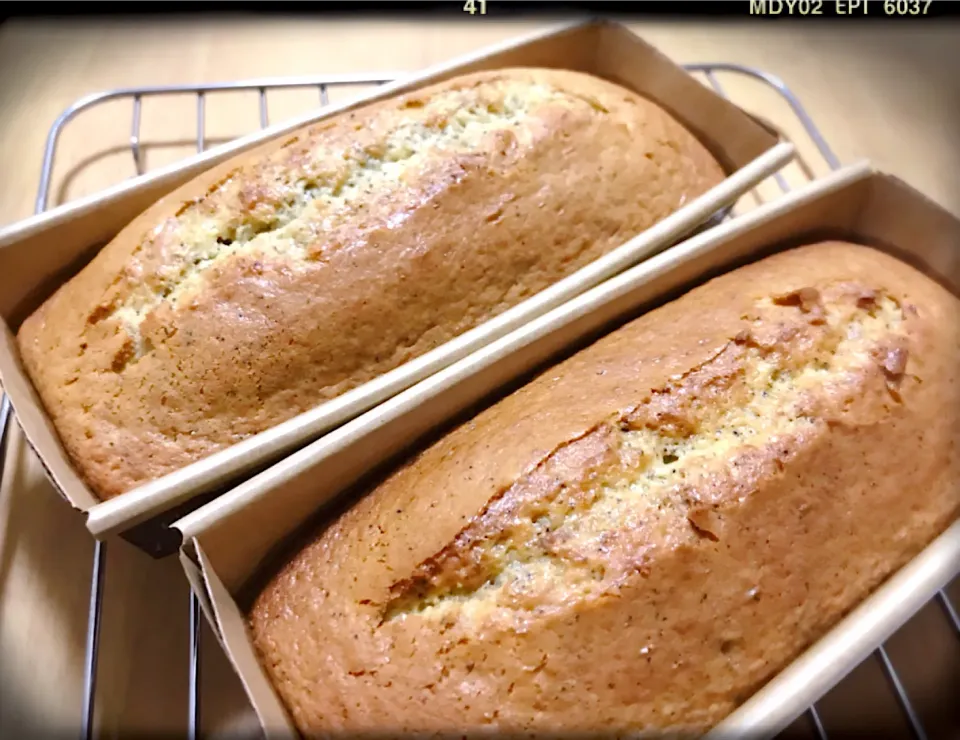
xmin=249 ymin=242 xmax=960 ymax=736
xmin=17 ymin=67 xmax=724 ymax=500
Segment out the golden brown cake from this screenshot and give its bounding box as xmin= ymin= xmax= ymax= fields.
xmin=249 ymin=242 xmax=960 ymax=737
xmin=16 ymin=67 xmax=724 ymax=500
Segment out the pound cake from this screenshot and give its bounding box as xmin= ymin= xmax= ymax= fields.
xmin=249 ymin=242 xmax=960 ymax=736
xmin=16 ymin=68 xmax=724 ymax=500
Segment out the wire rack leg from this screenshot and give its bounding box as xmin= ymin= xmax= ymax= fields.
xmin=188 ymin=595 xmax=202 ymax=737
xmin=80 ymin=540 xmax=107 ymax=740
xmin=876 ymin=646 xmax=929 ymax=740
xmin=806 ymin=705 xmax=829 ymax=740
xmin=188 ymin=594 xmax=203 ymax=740
xmin=938 ymin=588 xmax=960 ymax=636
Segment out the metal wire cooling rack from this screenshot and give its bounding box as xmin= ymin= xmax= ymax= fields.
xmin=2 ymin=64 xmax=958 ymax=740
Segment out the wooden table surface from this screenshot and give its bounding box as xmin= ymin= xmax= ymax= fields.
xmin=0 ymin=16 xmax=958 ymax=739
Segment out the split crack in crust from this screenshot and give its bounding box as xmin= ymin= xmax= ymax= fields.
xmin=381 ymin=285 xmax=909 ymax=626
xmin=102 ymin=80 xmax=599 ymax=364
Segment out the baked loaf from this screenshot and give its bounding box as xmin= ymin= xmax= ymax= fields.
xmin=249 ymin=242 xmax=960 ymax=736
xmin=16 ymin=68 xmax=724 ymax=500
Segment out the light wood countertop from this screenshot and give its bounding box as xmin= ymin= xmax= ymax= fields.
xmin=0 ymin=16 xmax=958 ymax=739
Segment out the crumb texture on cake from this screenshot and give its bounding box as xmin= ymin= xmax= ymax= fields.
xmin=110 ymin=79 xmax=600 ymax=355
xmin=381 ymin=290 xmax=907 ymax=626
xmin=15 ymin=67 xmax=725 ymax=499
xmin=248 ymin=242 xmax=960 ymax=737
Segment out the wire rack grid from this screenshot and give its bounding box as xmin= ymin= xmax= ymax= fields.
xmin=1 ymin=64 xmax=957 ymax=740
